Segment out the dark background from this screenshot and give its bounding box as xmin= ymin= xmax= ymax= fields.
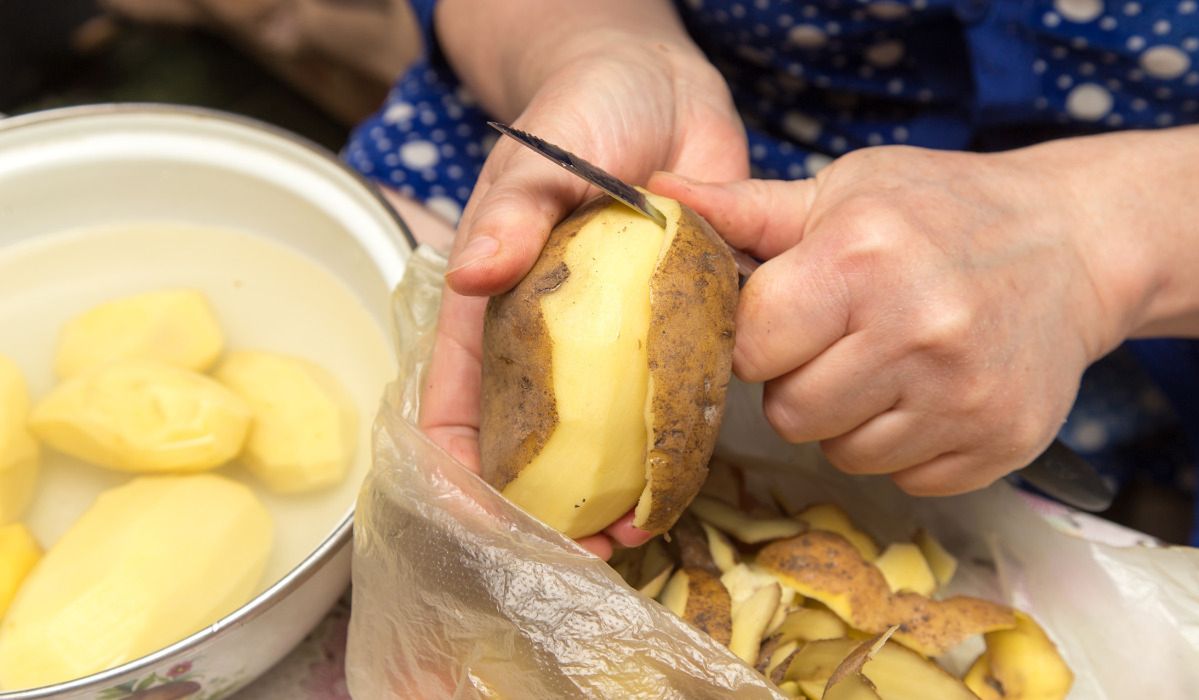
xmin=0 ymin=0 xmax=348 ymax=150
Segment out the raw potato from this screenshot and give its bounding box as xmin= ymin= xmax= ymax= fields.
xmin=823 ymin=674 xmax=882 ymax=700
xmin=702 ymin=522 xmax=739 ymax=573
xmin=215 ymin=351 xmax=357 ymax=493
xmin=721 ymin=563 xmax=793 ymax=610
xmin=913 ymin=529 xmax=958 ymax=587
xmin=757 ymin=531 xmax=1015 ymax=656
xmin=821 ymin=630 xmax=893 ymax=700
xmin=29 ymin=362 xmax=251 ymax=473
xmin=637 ymin=566 xmax=673 ymax=599
xmin=480 ymin=194 xmax=737 ymax=538
xmin=795 ymin=504 xmax=879 ymax=560
xmin=964 ymin=611 xmax=1073 ymax=700
xmin=0 ymin=356 xmax=39 ymax=524
xmin=674 ymin=515 xmax=722 ymax=575
xmin=55 ymin=289 xmax=223 ymax=378
xmin=691 ymin=495 xmax=805 ymax=543
xmin=758 ymin=639 xmax=800 ymax=678
xmin=657 ymin=567 xmax=733 ymax=646
xmin=774 ymin=607 xmax=849 ymax=645
xmin=785 ymin=637 xmax=979 ymax=700
xmin=729 ymin=582 xmax=781 ymax=663
xmin=0 ymin=523 xmax=40 ymax=618
xmin=873 ymin=543 xmax=937 ymax=596
xmin=0 ymin=475 xmax=272 ymax=690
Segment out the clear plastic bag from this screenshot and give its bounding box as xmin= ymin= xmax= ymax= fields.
xmin=347 ymin=247 xmax=1199 ymax=699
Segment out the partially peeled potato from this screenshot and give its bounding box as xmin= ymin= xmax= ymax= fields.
xmin=480 ymin=193 xmax=738 ymax=538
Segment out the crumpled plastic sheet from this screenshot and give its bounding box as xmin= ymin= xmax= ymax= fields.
xmin=347 ymin=245 xmax=1199 ymax=699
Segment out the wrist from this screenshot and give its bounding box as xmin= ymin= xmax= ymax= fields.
xmin=1002 ymin=130 xmax=1199 ymax=358
xmin=1057 ymin=128 xmax=1199 ymax=342
xmin=434 ymin=0 xmax=706 ymax=119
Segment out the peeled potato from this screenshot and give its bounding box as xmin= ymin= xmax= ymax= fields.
xmin=480 ymin=194 xmax=738 ymax=537
xmin=0 ymin=356 xmax=39 ymax=524
xmin=30 ymin=362 xmax=251 ymax=473
xmin=214 ymin=351 xmax=357 ymax=493
xmin=0 ymin=523 xmax=41 ymax=619
xmin=0 ymin=475 xmax=272 ymax=690
xmin=55 ymin=289 xmax=224 ymax=378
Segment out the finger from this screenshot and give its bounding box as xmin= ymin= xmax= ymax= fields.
xmin=445 ymin=131 xmax=592 ymax=296
xmin=819 ymin=409 xmax=954 ymax=476
xmin=576 ymin=533 xmax=614 ymax=560
xmin=647 ymin=172 xmax=818 ymax=260
xmin=733 ymin=242 xmax=851 ymax=382
xmin=417 ymin=288 xmax=487 ymax=473
xmin=603 ymin=509 xmax=654 ymax=549
xmin=889 ymin=451 xmax=1011 ymax=497
xmin=761 ymin=331 xmax=899 ymax=444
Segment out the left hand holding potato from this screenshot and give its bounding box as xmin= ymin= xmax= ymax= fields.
xmin=417 ymin=0 xmax=748 ymax=558
xmin=651 ymin=132 xmax=1199 ymax=495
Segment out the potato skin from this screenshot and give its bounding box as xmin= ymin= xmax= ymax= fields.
xmin=757 ymin=531 xmax=1016 ymax=656
xmin=479 ymin=198 xmax=608 ymax=490
xmin=637 ymin=204 xmax=738 ymax=533
xmin=682 ymin=566 xmax=734 ymax=647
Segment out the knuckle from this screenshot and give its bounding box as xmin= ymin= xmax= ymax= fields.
xmin=826 ymin=201 xmax=906 ymax=273
xmin=951 ymin=371 xmax=997 ymax=416
xmin=820 ymin=435 xmax=883 ymax=475
xmin=761 ymin=388 xmax=809 ymax=443
xmin=909 ymin=298 xmax=976 ymax=355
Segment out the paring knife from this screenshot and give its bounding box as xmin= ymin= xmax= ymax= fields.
xmin=488 ymin=121 xmax=1116 ymax=513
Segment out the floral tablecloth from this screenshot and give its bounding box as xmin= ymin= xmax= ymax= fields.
xmin=231 ymin=593 xmax=352 ymax=700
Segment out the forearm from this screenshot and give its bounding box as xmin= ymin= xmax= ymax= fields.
xmin=434 ymin=0 xmax=702 ymax=120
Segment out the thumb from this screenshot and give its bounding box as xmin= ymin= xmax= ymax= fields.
xmin=647 ymin=172 xmax=818 ymax=260
xmin=445 ymin=139 xmax=590 ymax=297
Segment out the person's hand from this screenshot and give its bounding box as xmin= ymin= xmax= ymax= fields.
xmin=649 ymin=142 xmax=1150 ymax=496
xmin=420 ymin=38 xmax=748 ymax=558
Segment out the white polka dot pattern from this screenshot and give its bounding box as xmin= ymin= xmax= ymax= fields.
xmin=346 ymin=0 xmax=1198 ymax=221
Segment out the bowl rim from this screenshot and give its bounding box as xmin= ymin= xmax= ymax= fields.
xmin=0 ymin=102 xmax=414 ymax=697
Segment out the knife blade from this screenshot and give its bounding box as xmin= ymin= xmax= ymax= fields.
xmin=488 ymin=121 xmax=761 ymax=276
xmin=488 ymin=121 xmax=667 ymax=227
xmin=487 ymin=122 xmax=1114 ymax=512
xmin=1011 ymin=440 xmax=1115 ymax=512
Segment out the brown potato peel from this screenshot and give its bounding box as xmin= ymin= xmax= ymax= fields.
xmin=757 ymin=531 xmax=1016 ymax=656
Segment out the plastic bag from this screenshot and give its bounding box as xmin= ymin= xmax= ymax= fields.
xmin=347 ymin=246 xmax=1199 ymax=699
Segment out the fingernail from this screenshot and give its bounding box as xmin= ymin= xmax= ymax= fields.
xmin=447 ymin=236 xmax=499 ymax=274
